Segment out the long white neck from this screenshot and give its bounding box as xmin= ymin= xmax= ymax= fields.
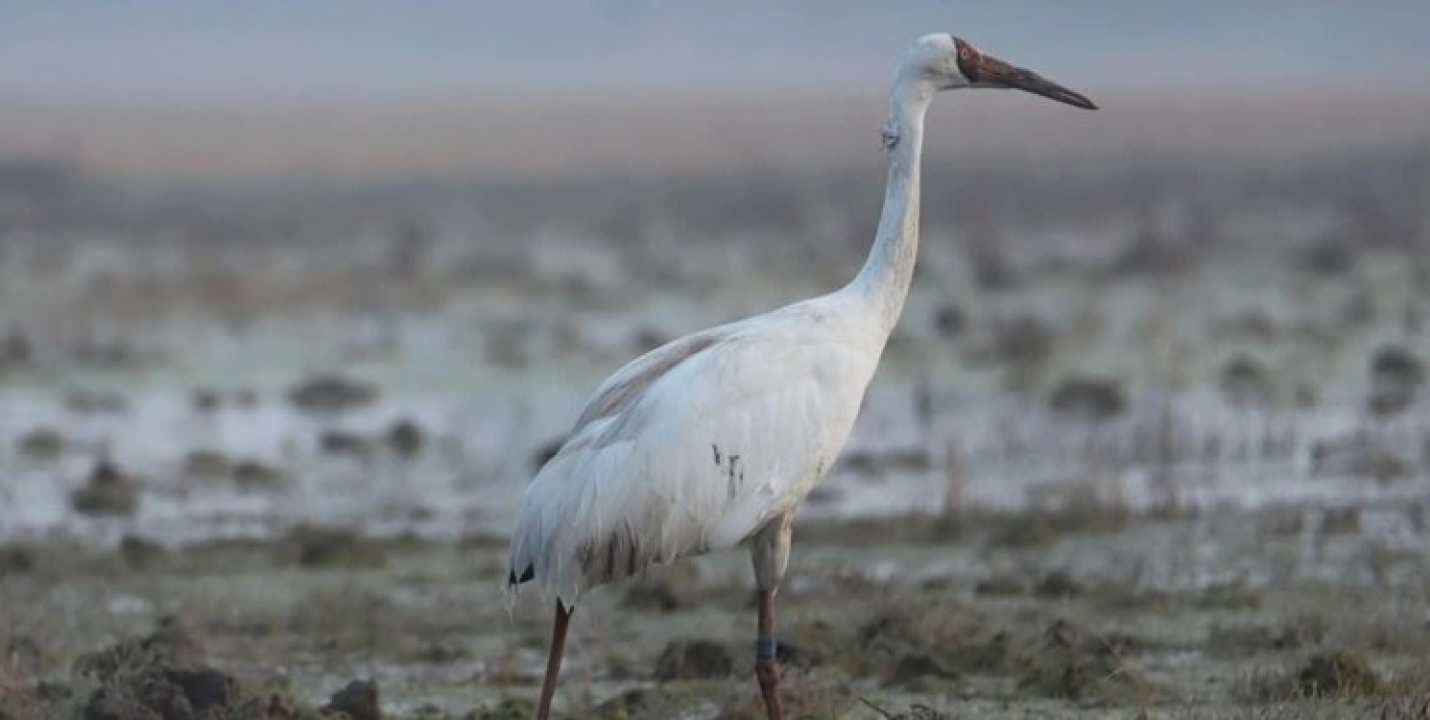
xmin=845 ymin=77 xmax=933 ymax=336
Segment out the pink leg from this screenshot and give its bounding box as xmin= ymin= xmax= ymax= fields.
xmin=536 ymin=601 xmax=572 ymax=720
xmin=755 ymin=589 xmax=783 ymax=720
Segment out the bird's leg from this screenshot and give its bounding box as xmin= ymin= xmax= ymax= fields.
xmin=535 ymin=600 xmax=572 ymax=720
xmin=755 ymin=588 xmax=783 ymax=720
xmin=750 ymin=513 xmax=793 ymax=720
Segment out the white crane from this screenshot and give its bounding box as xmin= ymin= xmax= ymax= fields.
xmin=506 ymin=33 xmax=1095 ymax=720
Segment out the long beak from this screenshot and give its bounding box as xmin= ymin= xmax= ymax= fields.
xmin=978 ymin=54 xmax=1098 ymax=110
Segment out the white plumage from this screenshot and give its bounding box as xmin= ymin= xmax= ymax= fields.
xmin=508 ymin=291 xmax=883 ymax=604
xmin=505 ymin=32 xmax=1096 ymax=720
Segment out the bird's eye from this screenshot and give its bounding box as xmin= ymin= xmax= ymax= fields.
xmin=959 ymin=49 xmax=970 ymax=60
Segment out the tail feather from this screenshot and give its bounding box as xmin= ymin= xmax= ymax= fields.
xmin=507 ymin=564 xmax=535 ymax=587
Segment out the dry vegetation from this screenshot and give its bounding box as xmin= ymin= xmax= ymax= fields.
xmin=3 ymin=499 xmax=1430 ymax=719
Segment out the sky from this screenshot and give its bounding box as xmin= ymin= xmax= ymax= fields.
xmin=3 ymin=0 xmax=1430 ymax=102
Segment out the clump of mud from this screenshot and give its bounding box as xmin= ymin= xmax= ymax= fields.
xmin=1016 ymin=620 xmax=1147 ymax=702
xmin=119 ymin=535 xmax=168 ymax=570
xmin=466 ymin=697 xmax=535 ymax=720
xmin=653 ymin=640 xmax=734 ymax=681
xmin=182 ymin=451 xmax=288 ymax=491
xmin=988 ymin=314 xmax=1055 ymax=368
xmin=182 ymin=449 xmax=233 ymax=478
xmin=0 ymin=546 xmax=35 ymax=577
xmin=1295 ymin=650 xmax=1382 ymax=698
xmin=64 ymin=615 xmax=252 ymax=719
xmin=232 ymin=460 xmax=289 ymax=492
xmin=71 ymin=459 xmax=140 ymax=516
xmin=1368 ymin=344 xmax=1424 ymax=415
xmin=785 ymin=597 xmax=1149 ymax=704
xmin=1032 ymin=570 xmax=1084 ymax=599
xmin=18 ymin=616 xmax=385 ymax=720
xmin=0 ymin=327 xmax=31 ymax=368
xmin=593 ymin=688 xmax=652 ymax=718
xmin=15 ymin=427 xmax=65 ymax=461
xmin=321 ymin=679 xmax=381 ymax=720
xmin=620 ymin=563 xmax=703 ymax=613
xmin=62 ymin=389 xmax=129 ymax=415
xmin=287 ymin=373 xmax=378 ymax=414
xmin=273 ymin=525 xmax=387 ymax=569
xmin=1219 ymin=354 xmax=1277 ymax=408
xmin=319 ymin=431 xmax=378 ymax=461
xmin=385 ymin=418 xmax=425 ymax=458
xmin=859 ymin=699 xmax=952 ymax=720
xmin=981 ymin=505 xmax=1132 ymax=549
xmin=1207 ymin=615 xmax=1325 ymax=656
xmin=1244 ymin=648 xmax=1387 ymax=702
xmin=1049 ymin=376 xmax=1126 ymax=420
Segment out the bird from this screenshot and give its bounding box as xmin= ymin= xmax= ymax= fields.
xmin=506 ymin=33 xmax=1095 ymax=720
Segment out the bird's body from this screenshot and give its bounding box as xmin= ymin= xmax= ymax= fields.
xmin=509 ymin=289 xmax=884 ymax=601
xmin=506 ymin=32 xmax=1096 ymax=720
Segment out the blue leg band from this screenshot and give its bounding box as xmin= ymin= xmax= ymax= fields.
xmin=755 ymin=638 xmax=778 ymax=661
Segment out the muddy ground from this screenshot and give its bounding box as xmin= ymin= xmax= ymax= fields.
xmin=4 ymin=500 xmax=1429 ymax=720
xmin=2 ymin=134 xmax=1428 ymax=720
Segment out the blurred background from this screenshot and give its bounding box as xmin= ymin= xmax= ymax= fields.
xmin=2 ymin=0 xmax=1429 ymax=548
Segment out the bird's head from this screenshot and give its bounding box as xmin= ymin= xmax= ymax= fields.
xmin=902 ymin=33 xmax=1097 ymax=110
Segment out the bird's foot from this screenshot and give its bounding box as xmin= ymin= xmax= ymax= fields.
xmin=755 ymin=639 xmax=783 ymax=720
